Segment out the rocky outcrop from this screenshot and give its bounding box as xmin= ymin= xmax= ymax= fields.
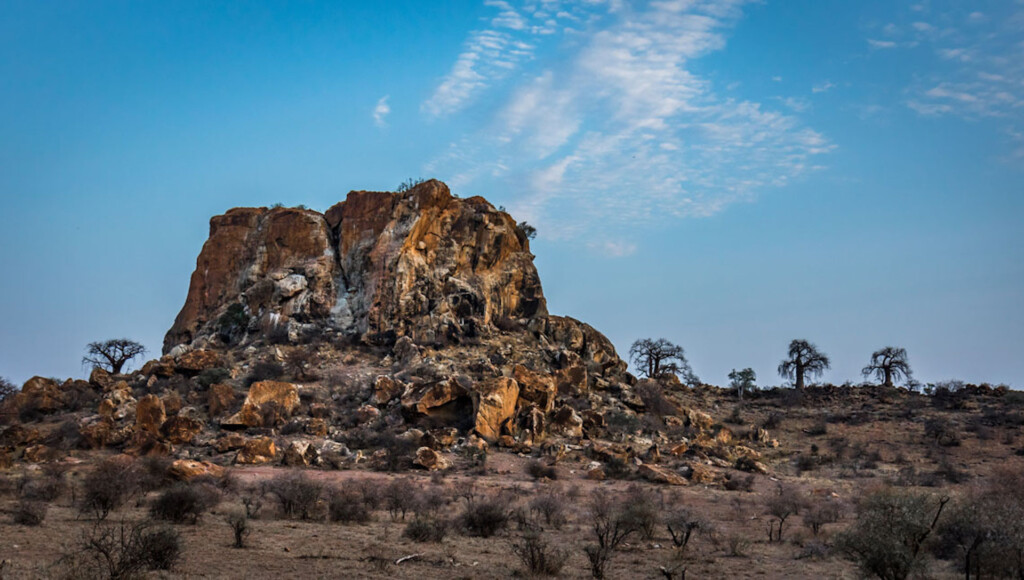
xmin=223 ymin=381 xmax=299 ymax=428
xmin=164 ymin=180 xmax=546 ymax=352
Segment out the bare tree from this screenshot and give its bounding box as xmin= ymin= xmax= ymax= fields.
xmin=83 ymin=339 xmax=147 ymax=374
xmin=862 ymin=346 xmax=912 ymax=388
xmin=777 ymin=339 xmax=830 ymax=390
xmin=629 ymin=338 xmax=699 ymax=385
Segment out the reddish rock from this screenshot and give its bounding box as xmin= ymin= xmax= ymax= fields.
xmin=208 ymin=383 xmax=236 ymax=417
xmin=176 ymin=349 xmax=222 ymax=373
xmin=306 ymin=417 xmax=329 ymax=437
xmin=402 ymin=378 xmax=471 ymax=416
xmin=140 ymin=358 xmax=176 ymax=377
xmin=135 ymin=394 xmax=166 ymax=436
xmin=639 ymin=464 xmax=688 ymax=486
xmin=214 ymin=432 xmax=247 ymax=453
xmin=18 ymin=376 xmax=64 ymax=412
xmin=223 ymin=381 xmax=299 ymax=428
xmin=168 ymin=459 xmax=225 ymax=480
xmin=372 ymin=375 xmax=405 ymax=405
xmin=89 ymin=367 xmax=113 ymax=390
xmin=512 ymin=365 xmax=556 ymax=412
xmin=161 ymin=416 xmax=204 ymax=444
xmin=235 ymin=437 xmax=277 ymax=464
xmin=0 ymin=424 xmax=40 ymax=447
xmin=473 ymin=377 xmax=519 ymax=442
xmin=284 ymin=440 xmax=320 ymax=466
xmin=549 ymin=405 xmax=584 ymax=439
xmin=23 ymin=444 xmax=55 ymax=463
xmin=413 ymin=446 xmax=450 ymax=470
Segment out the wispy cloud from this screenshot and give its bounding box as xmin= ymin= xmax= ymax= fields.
xmin=373 ymin=95 xmax=391 ymax=127
xmin=425 ymin=0 xmax=832 ymax=244
xmin=867 ymin=38 xmax=898 ymax=49
xmin=812 ymin=81 xmax=836 ymax=93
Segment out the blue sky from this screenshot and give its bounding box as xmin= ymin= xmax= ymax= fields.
xmin=1 ymin=0 xmax=1021 ymax=388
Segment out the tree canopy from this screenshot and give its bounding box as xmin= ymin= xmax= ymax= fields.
xmin=83 ymin=339 xmax=147 ymax=374
xmin=862 ymin=346 xmax=912 ymax=387
xmin=777 ymin=339 xmax=830 ymax=390
xmin=629 ymin=338 xmax=699 ymax=385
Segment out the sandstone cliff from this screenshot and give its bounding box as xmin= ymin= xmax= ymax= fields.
xmin=164 ymin=180 xmax=546 ymax=353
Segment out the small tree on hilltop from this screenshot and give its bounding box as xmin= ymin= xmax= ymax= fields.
xmin=0 ymin=377 xmax=16 ymax=403
xmin=778 ymin=339 xmax=830 ymax=390
xmin=728 ymin=368 xmax=757 ymax=400
xmin=629 ymin=338 xmax=699 ymax=385
xmin=83 ymin=339 xmax=147 ymax=374
xmin=862 ymin=346 xmax=912 ymax=388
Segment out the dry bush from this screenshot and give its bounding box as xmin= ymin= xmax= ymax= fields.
xmin=803 ymin=497 xmax=843 ymax=535
xmin=665 ymin=507 xmax=712 ymax=552
xmin=765 ymin=485 xmax=806 ymax=542
xmin=13 ymin=500 xmax=48 ymax=526
xmin=56 ymin=521 xmax=182 ymax=578
xmin=402 ymin=516 xmax=449 ymax=542
xmin=265 ymin=471 xmax=322 ymax=520
xmin=383 ymin=477 xmax=420 ymax=521
xmin=621 ymin=484 xmax=660 ymax=540
xmin=636 ymin=381 xmax=678 ymax=417
xmin=19 ymin=472 xmax=65 ymax=502
xmin=328 ymin=487 xmax=372 ymax=524
xmin=224 ymin=508 xmax=250 ymax=549
xmin=835 ymin=488 xmax=949 ymax=580
xmin=79 ymin=457 xmax=142 ymax=521
xmin=584 ymin=490 xmax=642 ymax=579
xmin=724 ymin=473 xmax=755 ymax=492
xmin=459 ymin=494 xmax=511 ymax=538
xmin=526 ymin=459 xmax=558 ymax=480
xmin=245 ymin=361 xmax=284 ymax=387
xmin=530 ymin=490 xmax=568 ymax=529
xmin=150 ymin=482 xmax=220 ymax=524
xmin=240 ymin=485 xmax=265 ymax=519
xmin=512 ymin=529 xmax=569 ymax=576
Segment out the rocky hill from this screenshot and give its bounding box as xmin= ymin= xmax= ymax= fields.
xmin=1 ymin=179 xmax=769 ymax=485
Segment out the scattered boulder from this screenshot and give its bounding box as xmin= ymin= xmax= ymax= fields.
xmin=223 ymin=381 xmax=299 ymax=428
xmin=413 ymin=446 xmax=450 ymax=470
xmin=639 ymin=464 xmax=688 ymax=486
xmin=549 ymin=405 xmax=584 ymax=439
xmin=162 ymin=416 xmax=204 ymax=444
xmin=372 ymin=375 xmax=405 ymax=405
xmin=513 ymin=366 xmax=556 ymax=413
xmin=208 ymin=383 xmax=236 ymax=417
xmin=284 ymin=440 xmax=320 ymax=467
xmin=214 ymin=433 xmax=248 ymax=453
xmin=135 ymin=394 xmax=166 ymax=436
xmin=235 ymin=437 xmax=277 ymax=464
xmin=473 ymin=377 xmax=519 ymax=442
xmin=168 ymin=459 xmax=225 ymax=480
xmin=176 ymin=349 xmax=223 ymax=373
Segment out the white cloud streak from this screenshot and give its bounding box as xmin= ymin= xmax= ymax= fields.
xmin=425 ymin=0 xmax=832 ymax=244
xmin=373 ymin=95 xmax=391 ymax=127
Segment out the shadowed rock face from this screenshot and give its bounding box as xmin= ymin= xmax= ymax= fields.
xmin=164 ymin=180 xmax=547 ymax=353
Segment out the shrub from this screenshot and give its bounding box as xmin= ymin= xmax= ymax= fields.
xmin=804 ymin=497 xmax=843 ymax=535
xmin=512 ymin=529 xmax=569 ymax=576
xmin=765 ymin=485 xmax=805 ymax=542
xmin=246 ymin=361 xmax=284 ymax=386
xmin=459 ymin=495 xmax=510 ymax=538
xmin=526 ymin=459 xmax=558 ymax=480
xmin=265 ymin=471 xmax=322 ymax=520
xmin=63 ymin=522 xmax=182 ymax=577
xmin=19 ymin=473 xmax=65 ymax=502
xmin=636 ymin=381 xmax=677 ymax=417
xmin=724 ymin=473 xmax=755 ymax=492
xmin=403 ymin=516 xmax=449 ymax=542
xmin=382 ymin=477 xmax=419 ymax=521
xmin=328 ymin=487 xmax=372 ymax=524
xmin=14 ymin=500 xmax=47 ymax=525
xmin=150 ymin=483 xmax=219 ymax=524
xmin=224 ymin=508 xmax=250 ymax=549
xmin=805 ymin=420 xmax=828 ymax=436
xmin=665 ymin=508 xmax=711 ymax=552
xmin=529 ymin=491 xmax=567 ymax=529
xmin=924 ymin=417 xmax=961 ymax=447
xmin=197 ymin=367 xmax=231 ymax=390
xmin=836 ymin=488 xmax=949 ymax=580
xmin=584 ymin=490 xmax=641 ymax=579
xmin=79 ymin=457 xmax=141 ymax=520
xmin=621 ymin=485 xmax=659 ymax=540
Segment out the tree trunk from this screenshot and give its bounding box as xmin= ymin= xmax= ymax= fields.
xmin=795 ymin=362 xmax=805 ymax=390
xmin=884 ymin=367 xmax=893 ymax=388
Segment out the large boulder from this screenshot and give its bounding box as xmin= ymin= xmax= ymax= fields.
xmin=135 ymin=394 xmax=166 ymax=436
xmin=175 ymin=349 xmax=222 ymax=373
xmin=512 ymin=366 xmax=556 ymax=413
xmin=223 ymin=381 xmax=299 ymax=428
xmin=17 ymin=376 xmax=65 ymax=412
xmin=168 ymin=459 xmax=225 ymax=480
xmin=161 ymin=416 xmax=204 ymax=444
xmin=639 ymin=464 xmax=688 ymax=486
xmin=283 ymin=440 xmax=320 ymax=467
xmin=207 ymin=383 xmax=236 ymax=417
xmin=413 ymin=446 xmax=451 ymax=471
xmin=163 ymin=181 xmax=547 ymax=352
xmin=235 ymin=437 xmax=277 ymax=464
xmin=473 ymin=377 xmax=519 ymax=442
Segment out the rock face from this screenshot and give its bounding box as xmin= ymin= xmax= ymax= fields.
xmin=164 ymin=180 xmax=546 ymax=352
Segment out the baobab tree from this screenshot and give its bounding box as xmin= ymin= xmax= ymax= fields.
xmin=629 ymin=338 xmax=699 ymax=385
xmin=83 ymin=338 xmax=147 ymax=374
xmin=862 ymin=346 xmax=912 ymax=387
xmin=777 ymin=339 xmax=830 ymax=390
